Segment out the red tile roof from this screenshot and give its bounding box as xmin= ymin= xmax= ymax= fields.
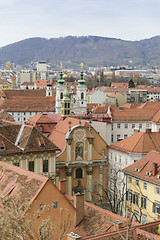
xmin=123 ymin=150 xmax=160 ymax=185
xmin=109 ymin=131 xmax=160 ymax=154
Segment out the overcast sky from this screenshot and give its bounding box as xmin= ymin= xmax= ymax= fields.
xmin=0 ymin=0 xmax=159 ymax=47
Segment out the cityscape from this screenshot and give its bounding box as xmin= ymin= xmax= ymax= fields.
xmin=1 ymin=0 xmax=160 ymax=239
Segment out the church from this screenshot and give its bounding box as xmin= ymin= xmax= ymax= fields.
xmin=55 ymin=63 xmax=87 ymax=115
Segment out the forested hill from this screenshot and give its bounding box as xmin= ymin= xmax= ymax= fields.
xmin=0 ymin=35 xmax=160 ymax=67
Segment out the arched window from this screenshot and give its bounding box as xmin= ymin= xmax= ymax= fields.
xmin=76 ymin=168 xmax=83 ymax=178
xmin=60 ymin=92 xmax=63 ymax=99
xmin=81 ymin=92 xmax=84 ymax=100
xmin=75 ymin=142 xmax=84 ymax=160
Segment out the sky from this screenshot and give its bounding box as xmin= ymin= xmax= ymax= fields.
xmin=0 ymin=0 xmax=160 ymax=47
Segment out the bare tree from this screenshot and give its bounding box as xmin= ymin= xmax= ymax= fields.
xmin=0 ymin=191 xmax=73 ymax=240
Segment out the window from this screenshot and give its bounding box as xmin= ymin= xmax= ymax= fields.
xmin=29 ymin=161 xmax=34 ymax=172
xmin=134 ymin=210 xmax=139 ymax=222
xmin=126 ymin=190 xmax=132 ymax=202
xmin=43 ymin=160 xmax=48 ymax=172
xmin=139 ymin=123 xmax=142 ymax=129
xmin=115 ymin=155 xmax=117 ymax=162
xmin=132 ymin=123 xmax=135 ymax=129
xmin=156 ymin=187 xmax=160 ymax=194
xmin=143 ymin=182 xmax=147 ymax=190
xmin=39 ymin=125 xmax=43 ymax=132
xmin=135 ymin=179 xmax=139 ymax=186
xmin=117 ymin=135 xmax=120 ymax=141
xmin=53 ymin=201 xmax=58 ymax=208
xmin=128 ymin=176 xmax=132 ymax=183
xmin=142 ymin=214 xmax=147 ymax=224
xmin=146 ymin=123 xmax=149 ymax=128
xmin=110 ymin=153 xmax=112 ymax=160
xmin=133 ymin=192 xmax=139 ymax=205
xmin=75 ymin=142 xmax=84 ymax=160
xmin=153 ymin=202 xmax=160 ymax=214
xmin=119 ymin=155 xmax=121 ymax=163
xmin=60 ymin=92 xmax=63 ymax=100
xmin=117 ymin=123 xmax=121 ymax=129
xmin=124 ymin=135 xmax=128 ymax=139
xmin=111 ymin=134 xmax=113 ymax=143
xmin=14 ymin=162 xmax=19 ymax=167
xmin=141 ymin=196 xmax=147 ymax=209
xmin=39 ymin=204 xmax=44 ymax=210
xmin=24 ymin=112 xmax=26 ymax=115
xmin=75 ymin=168 xmax=83 ymax=178
xmin=111 ymin=124 xmax=113 ymax=131
xmin=81 ymin=92 xmax=84 ymax=100
xmin=24 ymin=118 xmax=26 ymax=121
xmin=124 ymin=123 xmax=128 ymax=129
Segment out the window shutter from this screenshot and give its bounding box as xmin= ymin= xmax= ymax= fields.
xmin=153 ymin=203 xmax=156 ymax=213
xmin=144 ymin=198 xmax=146 ymax=209
xmin=141 ymin=197 xmax=143 ymax=208
xmin=133 ymin=194 xmax=135 ymax=204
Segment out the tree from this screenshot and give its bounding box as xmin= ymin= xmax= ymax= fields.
xmin=128 ymin=79 xmax=135 ymax=88
xmin=0 ymin=190 xmax=73 ymax=240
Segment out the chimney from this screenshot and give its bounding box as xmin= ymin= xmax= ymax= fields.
xmin=74 ymin=193 xmax=84 ymax=226
xmin=67 ymin=232 xmax=82 ymax=240
xmin=59 ymin=179 xmax=67 ymax=194
xmin=145 ymin=128 xmax=151 ymax=133
xmin=152 ymin=163 xmax=158 ymax=176
xmin=134 ymin=128 xmax=140 ymax=134
xmin=114 ymin=220 xmax=123 ymax=231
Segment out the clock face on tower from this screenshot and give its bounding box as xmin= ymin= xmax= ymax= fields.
xmin=73 ymin=129 xmax=86 ymax=141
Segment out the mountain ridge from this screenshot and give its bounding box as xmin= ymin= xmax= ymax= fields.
xmin=0 ymin=35 xmax=160 ymax=67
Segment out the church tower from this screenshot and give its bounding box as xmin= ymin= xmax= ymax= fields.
xmin=46 ymin=81 xmax=52 ymax=97
xmin=55 ymin=64 xmax=65 ymax=114
xmin=61 ymin=86 xmax=71 ymax=117
xmin=76 ymin=63 xmax=87 ymax=113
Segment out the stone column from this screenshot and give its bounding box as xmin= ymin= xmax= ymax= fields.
xmin=66 ymin=168 xmax=72 ymax=195
xmin=88 ymin=138 xmax=93 ymax=161
xmin=86 ymin=166 xmax=93 ymax=202
xmin=67 ymin=138 xmax=72 ymax=162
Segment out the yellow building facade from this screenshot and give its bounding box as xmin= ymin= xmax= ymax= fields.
xmin=124 ymin=151 xmax=160 ymax=224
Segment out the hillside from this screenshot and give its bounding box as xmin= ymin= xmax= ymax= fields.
xmin=0 ymin=35 xmax=160 ymax=67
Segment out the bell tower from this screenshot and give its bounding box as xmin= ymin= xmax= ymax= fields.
xmin=76 ymin=63 xmax=87 ymax=113
xmin=55 ymin=63 xmax=66 ymax=114
xmin=61 ymin=86 xmax=71 ymax=117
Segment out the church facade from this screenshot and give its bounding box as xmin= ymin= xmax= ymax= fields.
xmin=48 ymin=117 xmax=108 ymax=202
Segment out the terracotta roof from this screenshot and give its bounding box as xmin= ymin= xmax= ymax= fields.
xmin=123 ymin=150 xmax=160 ymax=185
xmin=0 ymin=121 xmax=59 ymax=154
xmin=0 ymin=161 xmax=48 ymax=205
xmin=48 ymin=117 xmax=89 ymax=151
xmin=21 ymin=82 xmax=34 ymax=86
xmin=109 ymin=131 xmax=160 ymax=154
xmin=26 ymin=113 xmax=57 ymax=126
xmin=66 ymin=195 xmax=138 ymax=238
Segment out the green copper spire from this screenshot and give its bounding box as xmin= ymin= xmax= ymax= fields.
xmin=58 ymin=62 xmax=65 ymax=85
xmin=78 ymin=62 xmax=86 ymax=85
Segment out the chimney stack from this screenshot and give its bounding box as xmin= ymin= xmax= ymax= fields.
xmin=145 ymin=128 xmax=151 ymax=134
xmin=134 ymin=128 xmax=140 ymax=134
xmin=74 ymin=193 xmax=84 ymax=226
xmin=114 ymin=220 xmax=123 ymax=231
xmin=59 ymin=179 xmax=67 ymax=194
xmin=152 ymin=163 xmax=158 ymax=176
